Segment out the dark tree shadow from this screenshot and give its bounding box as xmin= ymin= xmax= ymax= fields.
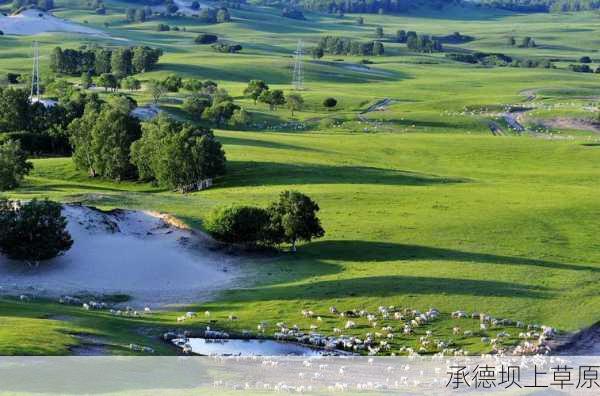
xmin=219 ymin=161 xmax=467 ymax=188
xmin=299 ymin=241 xmax=600 ymax=273
xmin=223 ymin=275 xmax=552 ymax=302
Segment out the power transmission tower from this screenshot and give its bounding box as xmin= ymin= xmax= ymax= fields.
xmin=31 ymin=41 xmax=41 ymax=102
xmin=292 ymin=40 xmax=304 ymax=91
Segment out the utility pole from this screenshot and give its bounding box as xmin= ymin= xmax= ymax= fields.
xmin=292 ymin=40 xmax=304 ymax=91
xmin=31 ymin=41 xmax=40 ymax=102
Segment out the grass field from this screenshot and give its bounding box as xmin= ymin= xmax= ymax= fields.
xmin=0 ymin=0 xmax=599 ymax=355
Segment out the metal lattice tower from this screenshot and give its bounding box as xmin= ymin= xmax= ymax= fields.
xmin=31 ymin=41 xmax=41 ymax=101
xmin=292 ymin=40 xmax=304 ymax=91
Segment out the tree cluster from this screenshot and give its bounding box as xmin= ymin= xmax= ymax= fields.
xmin=49 ymin=46 xmax=163 ymax=77
xmin=446 ymin=52 xmax=554 ymax=68
xmin=11 ymin=0 xmax=54 ymax=11
xmin=314 ymin=36 xmax=385 ymax=57
xmin=206 ymin=191 xmax=325 ymax=250
xmin=125 ymin=6 xmax=152 ymax=22
xmin=211 ymin=42 xmax=243 ymax=53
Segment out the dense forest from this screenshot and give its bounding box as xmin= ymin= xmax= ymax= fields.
xmin=471 ymin=0 xmax=600 ymax=12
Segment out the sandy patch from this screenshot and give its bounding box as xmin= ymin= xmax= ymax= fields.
xmin=0 ymin=9 xmax=107 ymax=36
xmin=536 ymin=117 xmax=600 ymax=133
xmin=0 ymin=205 xmax=240 ymax=307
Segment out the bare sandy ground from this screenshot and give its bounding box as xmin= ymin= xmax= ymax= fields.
xmin=537 ymin=117 xmax=600 ymax=133
xmin=0 ymin=9 xmax=105 ymax=36
xmin=0 ymin=205 xmax=240 ymax=308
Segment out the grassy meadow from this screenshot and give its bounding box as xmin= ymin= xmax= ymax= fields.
xmin=0 ymin=0 xmax=599 ymax=355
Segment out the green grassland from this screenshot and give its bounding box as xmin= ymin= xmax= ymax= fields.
xmin=0 ymin=0 xmax=599 ymax=355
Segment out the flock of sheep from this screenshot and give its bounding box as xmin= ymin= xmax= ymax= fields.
xmin=165 ymin=305 xmax=558 ymax=357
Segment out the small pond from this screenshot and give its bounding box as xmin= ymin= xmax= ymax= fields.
xmin=181 ymin=338 xmax=331 ymax=356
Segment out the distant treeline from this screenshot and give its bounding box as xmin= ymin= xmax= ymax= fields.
xmin=50 ymin=46 xmax=163 ymax=77
xmin=314 ymin=36 xmax=384 ymax=56
xmin=256 ymin=0 xmax=459 ymax=15
xmin=473 ymin=0 xmax=600 ymax=12
xmin=446 ymin=52 xmax=554 ymax=68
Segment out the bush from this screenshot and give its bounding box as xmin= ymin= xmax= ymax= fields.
xmin=195 ymin=33 xmax=218 ymax=44
xmin=0 ymin=139 xmax=33 ymax=190
xmin=205 ymin=206 xmax=271 ymax=246
xmin=323 ymin=97 xmax=337 ymax=108
xmin=580 ymin=56 xmax=592 ymax=64
xmin=0 ymin=198 xmax=73 ymax=263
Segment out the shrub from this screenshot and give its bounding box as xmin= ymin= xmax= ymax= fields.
xmin=323 ymin=97 xmax=337 ymax=108
xmin=205 ymin=206 xmax=271 ymax=246
xmin=195 ymin=33 xmax=218 ymax=44
xmin=580 ymin=56 xmax=592 ymax=64
xmin=0 ymin=198 xmax=73 ymax=263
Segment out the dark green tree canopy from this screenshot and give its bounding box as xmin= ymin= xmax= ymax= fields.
xmin=0 ymin=140 xmax=33 ymax=191
xmin=0 ymin=198 xmax=73 ymax=263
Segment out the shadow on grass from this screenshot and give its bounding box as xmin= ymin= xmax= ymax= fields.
xmin=225 ymin=275 xmax=551 ymax=302
xmin=219 ymin=136 xmax=325 ymax=153
xmin=221 ymin=161 xmax=466 ymax=188
xmin=300 ymin=240 xmax=600 ymax=273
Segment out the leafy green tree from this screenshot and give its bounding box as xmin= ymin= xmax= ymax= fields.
xmin=147 ymin=80 xmax=167 ymax=104
xmin=0 ymin=87 xmax=32 ymax=132
xmin=259 ymin=89 xmax=285 ymax=111
xmin=356 ymin=16 xmax=364 ymax=25
xmin=507 ymin=36 xmax=516 ymax=46
xmin=81 ymin=72 xmax=93 ymax=89
xmin=286 ymin=93 xmax=304 ymax=117
xmin=68 ymin=104 xmax=141 ymax=179
xmin=216 ymin=7 xmax=231 ymax=22
xmin=375 ymin=26 xmax=384 ymax=38
xmin=0 ymin=198 xmax=73 ymax=264
xmin=266 ymin=191 xmax=325 ymax=251
xmin=396 ymin=30 xmax=407 ymax=43
xmin=205 ymin=206 xmax=270 ymax=246
xmin=94 ymin=49 xmax=112 ymax=75
xmin=97 ymin=73 xmax=118 ymax=92
xmin=243 ymin=80 xmax=269 ymax=104
xmin=134 ymin=8 xmax=146 ymax=22
xmin=131 ymin=46 xmax=162 ymax=73
xmin=131 ymin=115 xmax=226 ymax=189
xmin=162 ymin=75 xmax=182 ymax=92
xmin=203 ymin=101 xmax=240 ymax=126
xmin=121 ymin=76 xmax=141 ymax=91
xmin=230 ymin=107 xmax=251 ymax=127
xmin=182 ymin=94 xmax=211 ymax=120
xmin=0 ymin=140 xmax=33 ymax=190
xmin=111 ymin=48 xmax=133 ymax=77
xmin=312 ymin=47 xmax=324 ymax=59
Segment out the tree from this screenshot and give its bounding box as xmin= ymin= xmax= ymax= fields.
xmin=375 ymin=26 xmax=384 ymax=38
xmin=323 ymin=97 xmax=337 ymax=108
xmin=195 ymin=33 xmax=218 ymax=44
xmin=0 ymin=140 xmax=33 ymax=190
xmin=121 ymin=76 xmax=141 ymax=91
xmin=230 ymin=108 xmax=251 ymax=127
xmin=356 ymin=16 xmax=364 ymax=25
xmin=203 ymin=101 xmax=240 ymax=126
xmin=580 ymin=56 xmax=592 ymax=63
xmin=111 ymin=47 xmax=132 ymax=77
xmin=147 ymin=80 xmax=167 ymax=104
xmin=216 ymin=7 xmax=231 ymax=23
xmin=244 ymin=80 xmax=269 ymax=104
xmin=126 ymin=7 xmax=136 ymax=22
xmin=205 ymin=206 xmax=270 ymax=247
xmin=182 ymin=94 xmax=211 ymax=120
xmin=191 ymin=1 xmax=200 ymax=10
xmin=162 ymin=75 xmax=182 ymax=92
xmin=81 ymin=72 xmax=93 ymax=89
xmin=68 ymin=104 xmax=141 ymax=179
xmin=373 ymin=41 xmax=384 ymax=56
xmin=0 ymin=198 xmax=73 ymax=264
xmin=97 ymin=73 xmax=118 ymax=92
xmin=130 ymin=115 xmax=226 ymax=189
xmin=396 ymin=30 xmax=407 ymax=43
xmin=507 ymin=36 xmax=516 ymax=46
xmin=266 ymin=191 xmax=325 ymax=251
xmin=0 ymin=87 xmax=32 ymax=132
xmin=134 ymin=8 xmax=146 ymax=22
xmin=259 ymin=89 xmax=285 ymax=111
xmin=312 ymin=47 xmax=324 ymax=59
xmin=286 ymin=93 xmax=304 ymax=117
xmin=131 ymin=46 xmax=162 ymax=73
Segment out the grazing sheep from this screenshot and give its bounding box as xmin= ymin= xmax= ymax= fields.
xmin=452 ymin=327 xmax=461 ymax=336
xmin=345 ymin=320 xmax=356 ymax=329
xmin=329 ymin=306 xmax=338 ymax=314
